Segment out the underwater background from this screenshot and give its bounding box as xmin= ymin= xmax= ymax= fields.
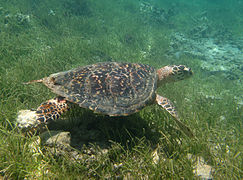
xmin=0 ymin=0 xmax=242 ymax=179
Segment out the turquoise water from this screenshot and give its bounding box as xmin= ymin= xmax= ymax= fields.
xmin=0 ymin=0 xmax=242 ymax=178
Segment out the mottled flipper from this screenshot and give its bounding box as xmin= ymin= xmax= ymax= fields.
xmin=36 ymin=97 xmax=69 ymax=124
xmin=156 ymin=94 xmax=194 ymax=137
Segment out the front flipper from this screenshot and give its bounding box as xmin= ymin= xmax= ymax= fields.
xmin=36 ymin=97 xmax=69 ymax=124
xmin=156 ymin=94 xmax=194 ymax=138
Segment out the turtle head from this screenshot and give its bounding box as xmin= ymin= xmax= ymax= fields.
xmin=157 ymin=65 xmax=193 ymax=85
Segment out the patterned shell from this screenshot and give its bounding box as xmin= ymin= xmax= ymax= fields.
xmin=43 ymin=62 xmax=158 ymax=116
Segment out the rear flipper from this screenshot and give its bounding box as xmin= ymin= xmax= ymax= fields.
xmin=36 ymin=97 xmax=69 ymax=124
xmin=156 ymin=94 xmax=194 ymax=138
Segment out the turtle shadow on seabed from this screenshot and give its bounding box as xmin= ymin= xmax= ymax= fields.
xmin=45 ymin=104 xmax=186 ymax=158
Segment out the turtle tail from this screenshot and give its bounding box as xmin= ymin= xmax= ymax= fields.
xmin=23 ymin=78 xmax=44 ymax=85
xmin=36 ymin=97 xmax=69 ymax=124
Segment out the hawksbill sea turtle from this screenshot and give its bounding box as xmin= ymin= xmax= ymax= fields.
xmin=20 ymin=62 xmax=194 ymax=137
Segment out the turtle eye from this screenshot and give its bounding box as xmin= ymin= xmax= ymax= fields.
xmin=178 ymin=65 xmax=185 ymax=70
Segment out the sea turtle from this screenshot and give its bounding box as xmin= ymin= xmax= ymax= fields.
xmin=23 ymin=62 xmax=193 ymax=137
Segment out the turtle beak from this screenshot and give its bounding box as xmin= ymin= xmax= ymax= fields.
xmin=185 ymin=67 xmax=193 ymax=76
xmin=188 ymin=68 xmax=193 ymax=75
